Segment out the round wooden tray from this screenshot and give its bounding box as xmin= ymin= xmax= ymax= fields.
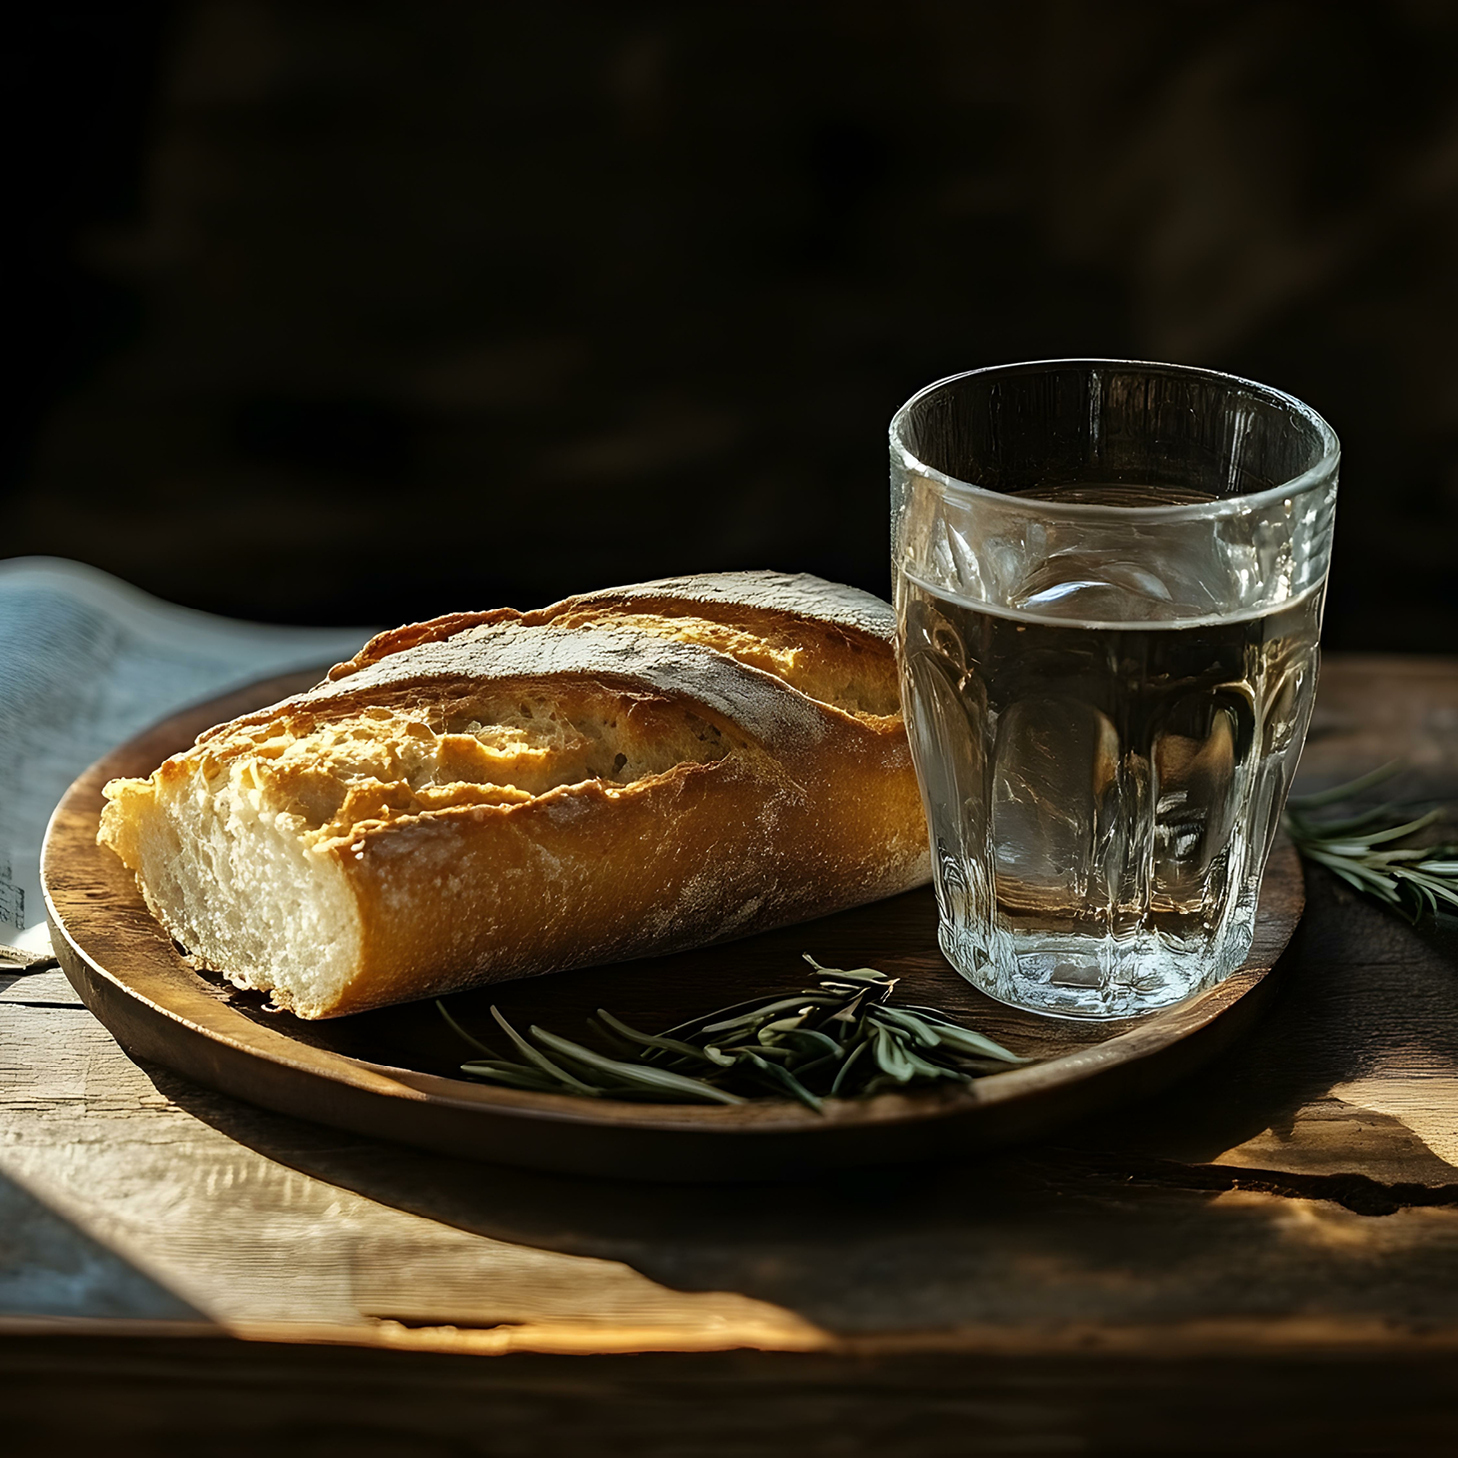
xmin=41 ymin=671 xmax=1304 ymax=1182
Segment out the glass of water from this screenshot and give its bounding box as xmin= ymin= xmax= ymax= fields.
xmin=891 ymin=360 xmax=1339 ymax=1019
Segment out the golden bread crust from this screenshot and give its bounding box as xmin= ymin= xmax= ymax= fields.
xmin=98 ymin=571 xmax=930 ymax=1017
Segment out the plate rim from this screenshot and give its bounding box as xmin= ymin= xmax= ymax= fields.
xmin=40 ymin=671 xmax=1303 ymax=1172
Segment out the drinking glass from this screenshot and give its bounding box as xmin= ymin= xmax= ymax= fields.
xmin=891 ymin=360 xmax=1339 ymax=1018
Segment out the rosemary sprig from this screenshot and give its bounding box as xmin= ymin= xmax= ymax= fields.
xmin=439 ymin=954 xmax=1029 ymax=1111
xmin=1284 ymin=762 xmax=1458 ymax=922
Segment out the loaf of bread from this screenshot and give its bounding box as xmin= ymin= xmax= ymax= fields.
xmin=98 ymin=572 xmax=931 ymax=1018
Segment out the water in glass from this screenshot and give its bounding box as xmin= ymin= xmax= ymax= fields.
xmin=897 ymin=482 xmax=1323 ymax=1019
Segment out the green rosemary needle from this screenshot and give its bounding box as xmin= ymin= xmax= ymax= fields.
xmin=439 ymin=954 xmax=1029 ymax=1111
xmin=1283 ymin=762 xmax=1458 ymax=922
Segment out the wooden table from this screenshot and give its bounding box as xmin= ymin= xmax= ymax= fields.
xmin=4 ymin=655 xmax=1457 ymax=1455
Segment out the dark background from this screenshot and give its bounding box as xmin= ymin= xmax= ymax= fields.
xmin=8 ymin=0 xmax=1457 ymax=649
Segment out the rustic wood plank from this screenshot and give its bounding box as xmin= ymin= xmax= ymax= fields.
xmin=4 ymin=652 xmax=1458 ymax=1366
xmin=1300 ymin=653 xmax=1458 ymax=784
xmin=0 ymin=1169 xmax=201 ymax=1322
xmin=0 ymin=999 xmax=822 ymax=1348
xmin=0 ymin=967 xmax=82 ymax=1007
xmin=7 ymin=988 xmax=1458 ymax=1353
xmin=4 ymin=1337 xmax=1458 ymax=1457
xmin=40 ymin=673 xmax=1303 ymax=1179
xmin=1072 ymin=654 xmax=1458 ymax=1192
xmin=1064 ymin=872 xmax=1458 ymax=1188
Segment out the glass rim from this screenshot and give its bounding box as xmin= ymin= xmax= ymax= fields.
xmin=889 ymin=358 xmax=1340 ymax=521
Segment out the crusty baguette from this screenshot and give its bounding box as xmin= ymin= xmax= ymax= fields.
xmin=98 ymin=571 xmax=931 ymax=1018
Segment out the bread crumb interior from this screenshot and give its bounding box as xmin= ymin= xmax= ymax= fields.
xmin=202 ymin=686 xmax=738 ymax=844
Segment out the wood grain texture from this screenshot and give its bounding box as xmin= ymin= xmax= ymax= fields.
xmin=7 ymin=981 xmax=1458 ymax=1357
xmin=1067 ymin=653 xmax=1458 ymax=1194
xmin=5 ymin=654 xmax=1458 ymax=1456
xmin=40 ymin=672 xmax=1303 ymax=1179
xmin=6 ymin=1337 xmax=1458 ymax=1458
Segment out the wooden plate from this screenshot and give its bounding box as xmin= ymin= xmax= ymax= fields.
xmin=41 ymin=672 xmax=1304 ymax=1182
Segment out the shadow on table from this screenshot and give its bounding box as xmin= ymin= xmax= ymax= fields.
xmin=0 ymin=1168 xmax=203 ymax=1323
xmin=141 ymin=873 xmax=1458 ymax=1336
xmin=1080 ymin=870 xmax=1458 ymax=1178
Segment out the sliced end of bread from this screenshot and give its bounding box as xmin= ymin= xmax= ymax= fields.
xmin=100 ymin=758 xmax=362 ymax=1018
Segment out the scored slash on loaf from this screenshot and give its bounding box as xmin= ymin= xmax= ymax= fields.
xmin=97 ymin=572 xmax=932 ymax=1019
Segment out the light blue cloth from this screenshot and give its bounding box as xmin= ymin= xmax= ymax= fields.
xmin=0 ymin=557 xmax=371 ymax=936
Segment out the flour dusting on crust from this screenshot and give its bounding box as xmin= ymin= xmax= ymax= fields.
xmin=553 ymin=571 xmax=896 ymax=642
xmin=217 ymin=622 xmax=837 ymax=757
xmin=98 ymin=570 xmax=929 ymax=1018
